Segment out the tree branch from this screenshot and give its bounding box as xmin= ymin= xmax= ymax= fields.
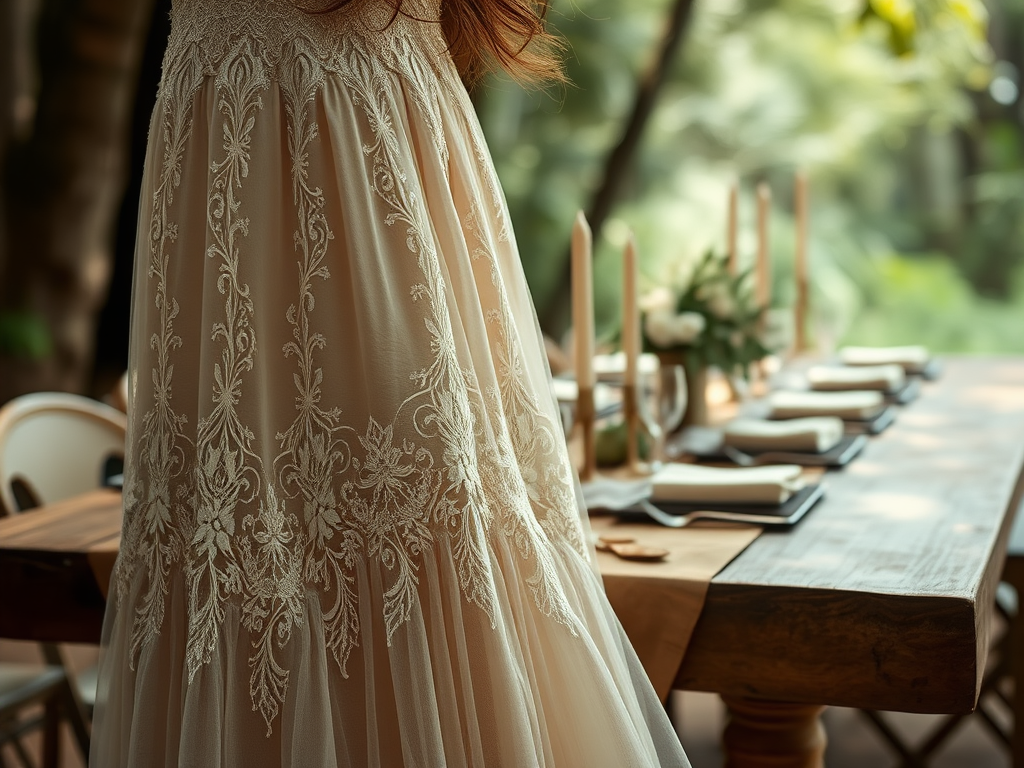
xmin=539 ymin=0 xmax=696 ymax=335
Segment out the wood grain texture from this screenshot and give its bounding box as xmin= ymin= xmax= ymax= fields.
xmin=677 ymin=357 xmax=1024 ymax=714
xmin=722 ymin=696 xmax=826 ymax=768
xmin=0 ymin=488 xmax=121 ymax=643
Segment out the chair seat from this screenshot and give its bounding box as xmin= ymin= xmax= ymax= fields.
xmin=0 ymin=663 xmax=66 ymax=712
xmin=75 ymin=664 xmax=98 ymax=708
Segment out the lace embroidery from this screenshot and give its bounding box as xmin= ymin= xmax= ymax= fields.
xmin=120 ymin=0 xmax=587 ymax=735
xmin=119 ymin=39 xmax=207 ymax=663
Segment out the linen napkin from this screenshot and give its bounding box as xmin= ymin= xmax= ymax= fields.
xmin=723 ymin=416 xmax=844 ymax=453
xmin=768 ymin=390 xmax=886 ymax=420
xmin=839 ymin=345 xmax=930 ymax=373
xmin=593 ymin=352 xmax=660 ymax=378
xmin=651 ymin=463 xmax=805 ymax=505
xmin=807 ymin=364 xmax=906 ymax=393
xmin=550 ymin=379 xmax=619 ymax=411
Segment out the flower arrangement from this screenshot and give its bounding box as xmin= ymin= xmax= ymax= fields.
xmin=641 ymin=250 xmax=771 ymax=376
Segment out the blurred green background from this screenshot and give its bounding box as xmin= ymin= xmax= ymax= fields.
xmin=475 ymin=0 xmax=1024 ymax=355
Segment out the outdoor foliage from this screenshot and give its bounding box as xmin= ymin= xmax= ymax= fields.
xmin=476 ymin=0 xmax=1024 ymax=354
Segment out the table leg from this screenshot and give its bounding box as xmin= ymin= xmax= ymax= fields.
xmin=721 ymin=695 xmax=827 ymax=768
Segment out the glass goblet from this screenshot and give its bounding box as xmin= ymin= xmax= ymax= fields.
xmin=639 ymin=363 xmax=688 ymax=469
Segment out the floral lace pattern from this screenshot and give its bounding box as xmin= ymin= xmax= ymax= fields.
xmin=117 ymin=0 xmax=589 ymax=735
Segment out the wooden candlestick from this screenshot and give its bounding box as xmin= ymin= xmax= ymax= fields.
xmin=727 ymin=182 xmax=739 ymax=276
xmin=623 ymin=232 xmax=642 ymax=472
xmin=572 ymin=211 xmax=597 ymax=481
xmin=794 ymin=171 xmax=809 ymax=354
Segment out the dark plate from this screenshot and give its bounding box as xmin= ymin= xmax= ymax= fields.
xmin=917 ymin=358 xmax=943 ymax=381
xmin=842 ymin=405 xmax=896 ymax=435
xmin=614 ymin=483 xmax=826 ymax=528
xmin=886 ymin=377 xmax=921 ymax=405
xmin=676 ymin=431 xmax=868 ymax=468
xmin=759 ymin=402 xmax=896 ymax=435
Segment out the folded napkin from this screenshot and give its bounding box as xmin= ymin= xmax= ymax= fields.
xmin=550 ymin=379 xmax=619 ymax=411
xmin=651 ymin=463 xmax=806 ymax=505
xmin=807 ymin=364 xmax=906 ymax=393
xmin=768 ymin=390 xmax=885 ymax=420
xmin=593 ymin=352 xmax=660 ymax=378
xmin=839 ymin=345 xmax=930 ymax=373
xmin=723 ymin=417 xmax=844 ymax=453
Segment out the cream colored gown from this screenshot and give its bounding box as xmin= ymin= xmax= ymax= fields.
xmin=90 ymin=1 xmax=690 ymax=765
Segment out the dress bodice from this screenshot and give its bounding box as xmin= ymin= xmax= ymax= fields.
xmin=163 ymin=0 xmax=449 ymax=90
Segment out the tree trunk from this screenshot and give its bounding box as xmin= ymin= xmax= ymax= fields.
xmin=0 ymin=0 xmax=155 ymax=402
xmin=538 ymin=0 xmax=696 ymax=336
xmin=0 ymin=2 xmax=15 ymax=317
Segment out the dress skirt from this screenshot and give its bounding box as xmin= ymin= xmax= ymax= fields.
xmin=89 ymin=1 xmax=691 ymax=765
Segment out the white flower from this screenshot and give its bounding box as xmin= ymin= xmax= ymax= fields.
xmin=640 ymin=287 xmax=675 ymax=313
xmin=670 ymin=312 xmax=706 ymax=344
xmin=708 ymin=284 xmax=736 ymax=319
xmin=644 ymin=310 xmax=677 ymax=347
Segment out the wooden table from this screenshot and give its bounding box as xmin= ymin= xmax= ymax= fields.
xmin=674 ymin=356 xmax=1024 ymax=765
xmin=0 ymin=488 xmax=120 ymax=643
xmin=1 ymin=358 xmax=1023 ymax=766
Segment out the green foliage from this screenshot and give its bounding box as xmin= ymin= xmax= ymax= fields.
xmin=0 ymin=311 xmax=52 ymax=360
xmin=477 ymin=0 xmax=1024 ymax=354
xmin=838 ymin=253 xmax=1024 ymax=352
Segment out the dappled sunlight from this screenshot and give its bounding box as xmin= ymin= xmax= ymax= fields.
xmin=843 ymin=460 xmax=886 ymax=477
xmin=960 ymin=384 xmax=1024 ymax=413
xmin=852 ymin=493 xmax=941 ymax=520
xmin=886 ymin=430 xmax=947 ymax=450
xmin=896 ymin=412 xmax=953 ymax=430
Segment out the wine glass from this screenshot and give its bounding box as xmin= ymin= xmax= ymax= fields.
xmin=638 ymin=363 xmax=688 ymax=469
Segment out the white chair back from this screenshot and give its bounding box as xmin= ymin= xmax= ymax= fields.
xmin=0 ymin=392 xmax=127 ymax=516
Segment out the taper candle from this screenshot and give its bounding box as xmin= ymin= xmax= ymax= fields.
xmin=794 ymin=171 xmax=809 ymax=353
xmin=572 ymin=211 xmax=595 ymax=390
xmin=623 ymin=232 xmax=640 ymax=390
xmin=756 ymin=182 xmax=771 ymax=310
xmin=727 ymin=182 xmax=739 ymax=275
xmin=571 ymin=211 xmax=597 ymax=480
xmin=623 ymin=232 xmax=641 ymax=471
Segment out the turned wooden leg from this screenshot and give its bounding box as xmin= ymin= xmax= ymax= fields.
xmin=721 ymin=695 xmax=827 ymax=768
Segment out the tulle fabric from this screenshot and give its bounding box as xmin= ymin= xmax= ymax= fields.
xmin=89 ymin=1 xmax=690 ymax=765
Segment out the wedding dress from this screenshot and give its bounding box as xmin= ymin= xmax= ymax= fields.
xmin=90 ymin=1 xmax=690 ymax=765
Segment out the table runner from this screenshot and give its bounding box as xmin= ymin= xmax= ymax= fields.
xmin=1 ymin=485 xmax=761 ymax=696
xmin=92 ymin=510 xmax=760 ymax=694
xmin=590 ymin=515 xmax=762 ymax=700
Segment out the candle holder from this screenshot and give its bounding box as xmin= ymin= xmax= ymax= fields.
xmin=576 ymin=386 xmax=598 ymax=481
xmin=623 ymin=383 xmax=643 ymax=474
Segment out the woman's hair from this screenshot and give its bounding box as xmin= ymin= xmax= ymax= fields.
xmin=317 ymin=0 xmax=563 ymax=86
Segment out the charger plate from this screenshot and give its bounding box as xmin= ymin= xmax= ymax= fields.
xmin=674 ymin=429 xmax=868 ymax=468
xmin=619 ymin=484 xmax=825 ymax=528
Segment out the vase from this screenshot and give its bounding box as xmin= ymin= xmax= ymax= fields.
xmin=654 ymin=351 xmax=709 ymax=429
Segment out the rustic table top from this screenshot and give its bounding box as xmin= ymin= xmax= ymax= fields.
xmin=2 ymin=358 xmax=1023 ymax=718
xmin=676 ymin=356 xmax=1024 ymax=713
xmin=0 ymin=487 xmax=122 ymax=551
xmin=0 ymin=487 xmax=121 ymax=643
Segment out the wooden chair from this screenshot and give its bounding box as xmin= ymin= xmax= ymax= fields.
xmin=0 ymin=392 xmax=127 ymax=762
xmin=104 ymin=371 xmax=130 ymax=416
xmin=0 ymin=392 xmax=126 ymax=517
xmin=0 ymin=662 xmax=78 ymax=768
